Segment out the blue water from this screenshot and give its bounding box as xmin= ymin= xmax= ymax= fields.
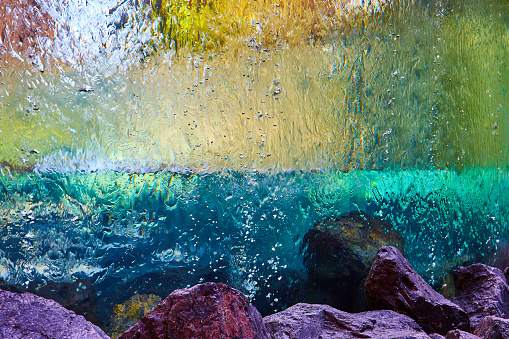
xmin=1 ymin=168 xmax=507 ymax=318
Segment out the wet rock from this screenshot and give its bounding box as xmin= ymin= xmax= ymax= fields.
xmin=365 ymin=246 xmax=469 ymax=335
xmin=445 ymin=329 xmax=481 ymax=339
xmin=1 ymin=277 xmax=101 ymax=326
xmin=28 ymin=279 xmax=99 ymax=324
xmin=95 ymin=259 xmax=231 ymax=330
xmin=119 ymin=282 xmax=269 ymax=339
xmin=263 ymin=303 xmax=431 ymax=338
xmin=452 ymin=264 xmax=509 ymax=330
xmin=107 ymin=294 xmax=162 ymax=339
xmin=473 ymin=316 xmax=509 ymax=339
xmin=0 ymin=289 xmax=109 ymax=339
xmin=302 ymin=211 xmax=404 ymax=312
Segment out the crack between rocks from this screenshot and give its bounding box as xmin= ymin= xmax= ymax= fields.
xmin=323 ymin=310 xmax=371 ymax=338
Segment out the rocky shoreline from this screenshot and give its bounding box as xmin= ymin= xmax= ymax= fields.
xmin=1 ymin=245 xmax=509 ymax=338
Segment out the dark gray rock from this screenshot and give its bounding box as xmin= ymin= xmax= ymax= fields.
xmin=473 ymin=316 xmax=509 ymax=339
xmin=0 ymin=289 xmax=109 ymax=339
xmin=302 ymin=211 xmax=404 ymax=312
xmin=364 ymin=246 xmax=469 ymax=335
xmin=453 ymin=264 xmax=509 ymax=330
xmin=119 ymin=282 xmax=268 ymax=339
xmin=263 ymin=303 xmax=432 ymax=339
xmin=445 ymin=329 xmax=481 ymax=339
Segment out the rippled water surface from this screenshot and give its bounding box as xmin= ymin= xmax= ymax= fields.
xmin=0 ymin=0 xmax=508 ymax=334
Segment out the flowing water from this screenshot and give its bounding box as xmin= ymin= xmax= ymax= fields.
xmin=0 ymin=0 xmax=508 ymax=333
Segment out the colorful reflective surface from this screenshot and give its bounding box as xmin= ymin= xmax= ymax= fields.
xmin=0 ymin=0 xmax=508 ymax=332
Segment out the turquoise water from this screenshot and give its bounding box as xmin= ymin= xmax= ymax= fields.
xmin=1 ymin=168 xmax=507 ymax=313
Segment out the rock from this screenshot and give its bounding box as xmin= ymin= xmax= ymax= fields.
xmin=107 ymin=294 xmax=162 ymax=339
xmin=430 ymin=334 xmax=446 ymax=339
xmin=1 ymin=277 xmax=101 ymax=326
xmin=473 ymin=316 xmax=509 ymax=339
xmin=302 ymin=211 xmax=404 ymax=312
xmin=119 ymin=282 xmax=269 ymax=339
xmin=263 ymin=303 xmax=431 ymax=338
xmin=95 ymin=259 xmax=231 ymax=330
xmin=0 ymin=289 xmax=109 ymax=339
xmin=445 ymin=329 xmax=481 ymax=339
xmin=452 ymin=264 xmax=509 ymax=330
xmin=28 ymin=279 xmax=99 ymax=324
xmin=364 ymin=246 xmax=469 ymax=335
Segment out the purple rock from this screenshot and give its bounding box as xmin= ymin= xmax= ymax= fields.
xmin=453 ymin=264 xmax=509 ymax=330
xmin=365 ymin=246 xmax=469 ymax=335
xmin=473 ymin=316 xmax=509 ymax=339
xmin=119 ymin=282 xmax=268 ymax=339
xmin=445 ymin=329 xmax=481 ymax=339
xmin=263 ymin=303 xmax=432 ymax=338
xmin=0 ymin=289 xmax=109 ymax=339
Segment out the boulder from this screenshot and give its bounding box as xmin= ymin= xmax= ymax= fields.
xmin=95 ymin=259 xmax=231 ymax=330
xmin=452 ymin=264 xmax=509 ymax=330
xmin=430 ymin=335 xmax=446 ymax=339
xmin=302 ymin=211 xmax=404 ymax=312
xmin=473 ymin=316 xmax=509 ymax=339
xmin=0 ymin=278 xmax=100 ymax=324
xmin=364 ymin=246 xmax=469 ymax=335
xmin=119 ymin=282 xmax=269 ymax=339
xmin=263 ymin=303 xmax=431 ymax=338
xmin=0 ymin=289 xmax=109 ymax=339
xmin=445 ymin=329 xmax=481 ymax=339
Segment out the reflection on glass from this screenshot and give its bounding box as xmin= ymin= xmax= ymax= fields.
xmin=0 ymin=0 xmax=508 ymax=333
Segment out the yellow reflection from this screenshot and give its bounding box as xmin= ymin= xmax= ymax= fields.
xmin=0 ymin=0 xmax=508 ymax=173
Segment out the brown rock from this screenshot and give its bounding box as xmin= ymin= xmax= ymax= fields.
xmin=453 ymin=264 xmax=509 ymax=330
xmin=445 ymin=329 xmax=481 ymax=339
xmin=0 ymin=289 xmax=108 ymax=339
xmin=473 ymin=316 xmax=509 ymax=339
xmin=302 ymin=211 xmax=404 ymax=311
xmin=263 ymin=303 xmax=431 ymax=339
xmin=119 ymin=282 xmax=269 ymax=339
xmin=365 ymin=246 xmax=469 ymax=335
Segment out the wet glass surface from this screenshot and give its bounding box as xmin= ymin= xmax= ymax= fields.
xmin=0 ymin=0 xmax=508 ymax=333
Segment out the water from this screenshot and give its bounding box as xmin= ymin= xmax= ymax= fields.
xmin=0 ymin=0 xmax=508 ymax=334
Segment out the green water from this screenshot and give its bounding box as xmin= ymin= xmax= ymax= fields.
xmin=0 ymin=0 xmax=508 ymax=333
xmin=1 ymin=169 xmax=507 ymax=307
